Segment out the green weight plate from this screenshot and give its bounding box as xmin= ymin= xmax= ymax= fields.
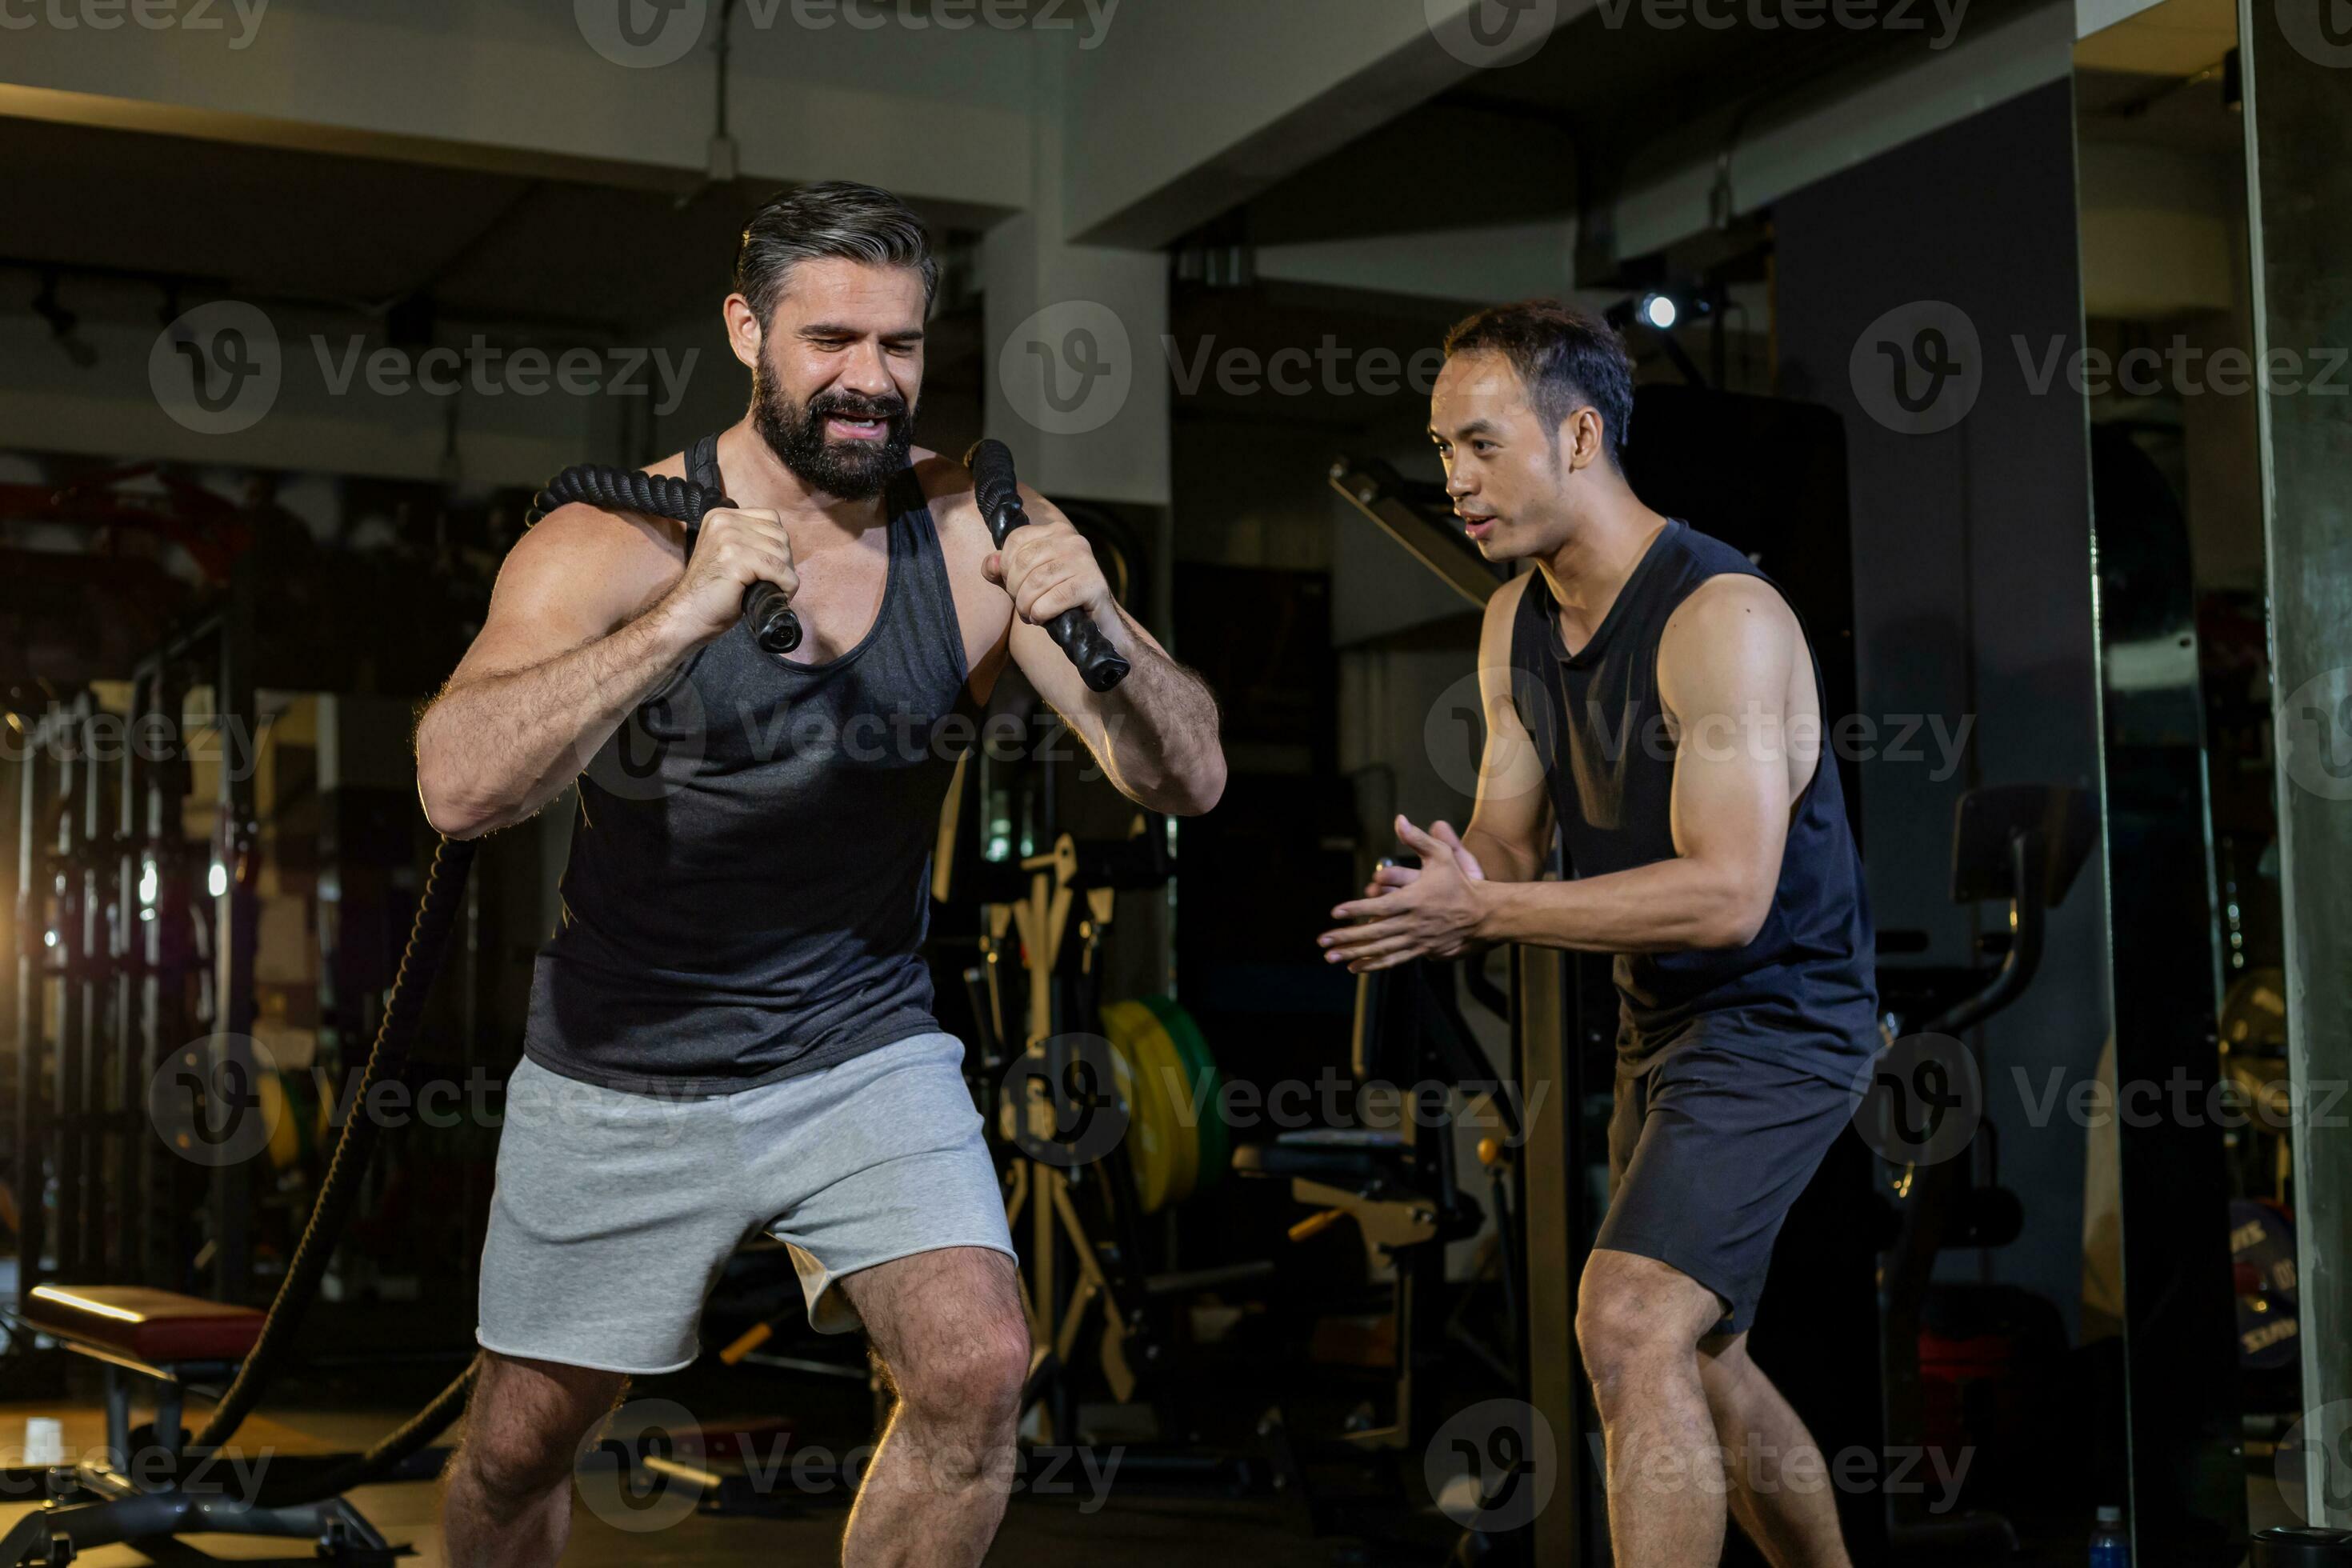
xmin=1141 ymin=994 xmax=1226 ymax=1192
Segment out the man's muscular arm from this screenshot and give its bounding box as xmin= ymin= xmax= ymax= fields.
xmin=1458 ymin=578 xmax=1554 ymax=882
xmin=978 ymin=486 xmax=1226 ymax=818
xmin=1321 ymin=576 xmax=1800 ymax=971
xmin=1355 ymin=576 xmax=1550 ymax=905
xmin=414 ymin=502 xmax=798 ymax=839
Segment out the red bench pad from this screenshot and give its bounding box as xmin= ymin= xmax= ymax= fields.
xmin=24 ymin=1286 xmax=265 ymax=1365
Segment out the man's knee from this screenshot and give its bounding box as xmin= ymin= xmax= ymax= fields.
xmin=1576 ymin=1253 xmax=1717 ymax=1394
xmin=891 ymin=1313 xmax=1030 ymax=1437
xmin=457 ymin=1358 xmax=623 ymax=1505
xmin=460 ymin=1420 xmax=585 ymax=1505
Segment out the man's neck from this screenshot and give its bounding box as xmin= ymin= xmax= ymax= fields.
xmin=717 ymin=420 xmax=892 ymax=540
xmin=1534 ymin=492 xmax=1673 ymax=646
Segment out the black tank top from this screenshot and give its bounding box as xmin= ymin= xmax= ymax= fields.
xmin=522 ymin=435 xmax=978 ymax=1095
xmin=1508 ymin=520 xmax=1878 ymax=1083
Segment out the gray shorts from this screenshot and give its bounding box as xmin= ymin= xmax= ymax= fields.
xmin=477 ymin=1032 xmax=1014 ymax=1375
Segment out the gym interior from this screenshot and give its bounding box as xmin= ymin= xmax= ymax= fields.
xmin=1 ymin=2 xmax=2346 ymax=1563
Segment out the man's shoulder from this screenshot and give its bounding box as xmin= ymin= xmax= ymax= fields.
xmin=907 ymin=450 xmax=988 ymax=540
xmin=1657 ymin=574 xmax=1804 ymax=702
xmin=1481 ymin=567 xmax=1538 ymax=639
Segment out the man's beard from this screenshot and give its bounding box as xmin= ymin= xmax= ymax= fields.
xmin=752 ymin=362 xmax=915 ymax=502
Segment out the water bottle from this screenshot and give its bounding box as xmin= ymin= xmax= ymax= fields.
xmin=2089 ymin=1505 xmax=2129 ymax=1566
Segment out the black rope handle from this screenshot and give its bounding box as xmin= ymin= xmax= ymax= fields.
xmin=529 ymin=465 xmax=802 ymax=656
xmin=966 ymin=440 xmax=1130 ymax=693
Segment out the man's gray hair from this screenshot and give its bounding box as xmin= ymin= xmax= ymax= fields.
xmin=734 ymin=181 xmax=939 ymax=324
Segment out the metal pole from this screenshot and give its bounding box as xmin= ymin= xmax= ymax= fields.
xmin=11 ymin=715 xmax=46 ymax=1304
xmin=54 ymin=702 xmax=85 ymax=1282
xmin=210 ymin=562 xmax=258 ymax=1303
xmin=77 ymin=703 xmax=106 ymax=1278
xmin=116 ymin=681 xmax=142 ymax=1284
xmin=1516 ymin=942 xmax=1586 ymax=1566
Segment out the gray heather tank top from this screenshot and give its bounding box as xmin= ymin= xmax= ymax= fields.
xmin=522 ymin=435 xmax=978 ymax=1096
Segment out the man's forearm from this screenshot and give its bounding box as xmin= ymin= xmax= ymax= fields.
xmin=418 ymin=607 xmax=698 ymax=838
xmin=1091 ymin=603 xmax=1226 ymax=816
xmin=1473 ymin=856 xmax=1765 ymax=954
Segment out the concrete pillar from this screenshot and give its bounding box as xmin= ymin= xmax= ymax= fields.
xmin=980 ymin=41 xmax=1170 ymax=512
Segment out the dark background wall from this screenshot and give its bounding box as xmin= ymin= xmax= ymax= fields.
xmin=1775 ymin=81 xmax=2111 ymax=1340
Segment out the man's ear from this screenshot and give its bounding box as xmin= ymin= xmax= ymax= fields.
xmin=723 ymin=294 xmax=764 ymax=371
xmin=1562 ymin=406 xmax=1608 ymax=472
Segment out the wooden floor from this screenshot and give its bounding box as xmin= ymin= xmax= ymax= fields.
xmin=0 ymin=1394 xmax=2307 ymax=1564
xmin=0 ymin=1400 xmax=1329 ymax=1566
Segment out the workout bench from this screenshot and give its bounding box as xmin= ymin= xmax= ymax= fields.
xmin=0 ymin=1284 xmax=401 ymax=1566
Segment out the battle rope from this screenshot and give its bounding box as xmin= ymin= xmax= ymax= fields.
xmin=191 ymin=837 xmax=478 ymax=1474
xmin=530 ymin=465 xmax=802 ymax=655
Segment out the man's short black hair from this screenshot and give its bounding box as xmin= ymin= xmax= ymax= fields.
xmin=734 ymin=181 xmax=938 ymax=326
xmin=1443 ymin=299 xmax=1636 ymax=470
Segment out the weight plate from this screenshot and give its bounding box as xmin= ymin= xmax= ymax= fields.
xmin=1102 ymin=1002 xmax=1177 ymax=1214
xmin=1107 ymin=1000 xmax=1195 ymax=1207
xmin=1141 ymin=994 xmax=1227 ymax=1191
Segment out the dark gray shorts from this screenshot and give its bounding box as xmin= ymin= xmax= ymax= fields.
xmin=477 ymin=1032 xmax=1013 ymax=1375
xmin=1596 ymin=1036 xmax=1862 ymax=1336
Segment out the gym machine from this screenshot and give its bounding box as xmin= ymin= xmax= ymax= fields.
xmin=7 ymin=567 xmax=261 ymax=1326
xmin=1234 ymin=954 xmax=1524 ymax=1560
xmin=1870 ymin=782 xmax=2097 ymax=1557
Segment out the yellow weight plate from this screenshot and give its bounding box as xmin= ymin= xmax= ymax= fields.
xmin=1102 ymin=1002 xmax=1180 ymax=1213
xmin=1142 ymin=994 xmax=1226 ymax=1191
xmin=1121 ymin=1004 xmax=1197 ymax=1206
xmin=1110 ymin=1031 xmax=1173 ymax=1216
